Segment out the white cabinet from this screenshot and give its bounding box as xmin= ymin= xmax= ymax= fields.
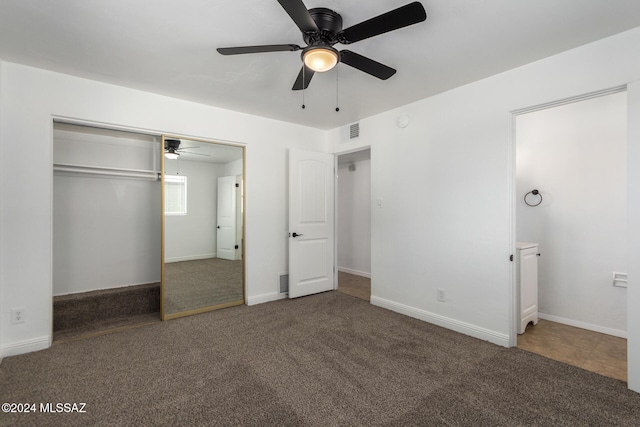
xmin=517 ymin=242 xmax=539 ymax=334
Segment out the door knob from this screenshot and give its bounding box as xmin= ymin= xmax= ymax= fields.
xmin=292 ymin=232 xmax=303 ymax=237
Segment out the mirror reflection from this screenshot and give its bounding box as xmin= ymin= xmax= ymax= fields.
xmin=162 ymin=137 xmax=244 ymax=319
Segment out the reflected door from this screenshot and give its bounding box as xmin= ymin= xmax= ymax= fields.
xmin=217 ymin=175 xmax=237 ymax=260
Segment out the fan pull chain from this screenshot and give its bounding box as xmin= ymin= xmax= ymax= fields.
xmin=335 ymin=65 xmax=340 ymax=112
xmin=301 ymin=66 xmax=306 ymax=109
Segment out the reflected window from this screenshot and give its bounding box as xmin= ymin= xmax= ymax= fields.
xmin=165 ymin=175 xmax=187 ymax=215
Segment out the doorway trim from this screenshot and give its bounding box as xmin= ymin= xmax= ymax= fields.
xmin=334 ymin=146 xmax=372 ymax=293
xmin=508 ymin=85 xmax=628 ymax=347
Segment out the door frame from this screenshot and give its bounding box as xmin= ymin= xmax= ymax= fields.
xmin=288 ymin=148 xmax=336 ymax=298
xmin=508 ymin=85 xmax=628 ymax=347
xmin=333 ymin=146 xmax=373 ymax=292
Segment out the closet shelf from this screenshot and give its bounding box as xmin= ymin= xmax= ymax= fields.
xmin=53 ymin=163 xmax=161 ymax=180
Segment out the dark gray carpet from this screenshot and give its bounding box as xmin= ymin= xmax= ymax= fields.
xmin=53 ymin=283 xmax=160 ymax=341
xmin=1 ymin=291 xmax=639 ymax=426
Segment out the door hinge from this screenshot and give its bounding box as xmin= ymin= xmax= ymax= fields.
xmin=235 ymin=245 xmax=239 ymax=249
xmin=235 ymin=183 xmax=239 ymax=188
xmin=509 ymin=254 xmax=514 ymax=262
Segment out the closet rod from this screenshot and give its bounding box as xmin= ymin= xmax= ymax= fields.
xmin=53 ymin=163 xmax=160 ymax=180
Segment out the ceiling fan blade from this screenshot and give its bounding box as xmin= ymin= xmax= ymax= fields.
xmin=181 ymin=151 xmax=210 ymax=157
xmin=338 ymin=1 xmax=427 ymax=44
xmin=217 ymin=44 xmax=301 ymax=55
xmin=339 ymin=50 xmax=396 ymax=80
xmin=277 ymin=0 xmax=319 ymax=33
xmin=292 ymin=65 xmax=315 ymax=90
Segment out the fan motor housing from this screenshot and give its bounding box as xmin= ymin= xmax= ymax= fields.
xmin=165 ymin=139 xmax=180 ymax=150
xmin=304 ymin=8 xmax=343 ymax=45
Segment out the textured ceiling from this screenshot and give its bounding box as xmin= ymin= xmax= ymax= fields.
xmin=1 ymin=0 xmax=640 ymax=129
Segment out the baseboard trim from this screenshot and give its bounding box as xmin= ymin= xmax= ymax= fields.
xmin=538 ymin=312 xmax=627 ymax=339
xmin=337 ymin=267 xmax=371 ymax=278
xmin=246 ymin=291 xmax=287 ymax=306
xmin=165 ymin=253 xmax=216 ymax=263
xmin=1 ymin=335 xmax=50 ymax=358
xmin=371 ymin=296 xmax=510 ymax=347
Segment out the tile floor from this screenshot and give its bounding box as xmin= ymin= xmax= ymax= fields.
xmin=336 ymin=272 xmax=627 ymax=382
xmin=518 ymin=319 xmax=627 ymax=382
xmin=337 ymin=271 xmax=371 ymax=301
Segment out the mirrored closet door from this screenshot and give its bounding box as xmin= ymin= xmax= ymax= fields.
xmin=161 ymin=135 xmax=245 ymax=320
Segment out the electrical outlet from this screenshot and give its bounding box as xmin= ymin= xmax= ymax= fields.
xmin=437 ymin=289 xmax=445 ymax=302
xmin=11 ymin=308 xmax=25 ymax=324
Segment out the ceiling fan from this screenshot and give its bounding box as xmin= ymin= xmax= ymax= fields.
xmin=217 ymin=0 xmax=427 ymax=90
xmin=164 ymin=139 xmax=209 ymax=160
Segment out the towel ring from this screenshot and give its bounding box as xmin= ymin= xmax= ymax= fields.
xmin=524 ymin=189 xmax=542 ymax=207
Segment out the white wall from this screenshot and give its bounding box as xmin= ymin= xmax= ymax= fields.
xmin=627 ymin=80 xmax=640 ymax=392
xmin=0 ymin=57 xmax=4 ymax=359
xmin=516 ymin=92 xmax=627 ymax=336
xmin=223 ymin=158 xmax=243 ymax=176
xmin=0 ymin=62 xmax=325 ymax=356
xmin=328 ymin=28 xmax=640 ymax=392
xmin=337 ymin=159 xmax=371 ymax=277
xmin=164 ymin=159 xmax=221 ymax=262
xmin=53 ymin=175 xmax=161 ymax=295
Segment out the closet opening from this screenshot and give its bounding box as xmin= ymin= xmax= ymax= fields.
xmin=52 ymin=122 xmax=162 ymax=342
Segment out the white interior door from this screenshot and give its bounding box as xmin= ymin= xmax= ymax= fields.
xmin=217 ymin=175 xmax=237 ymax=260
xmin=288 ymin=149 xmax=335 ymax=298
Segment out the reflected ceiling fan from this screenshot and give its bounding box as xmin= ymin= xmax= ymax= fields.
xmin=217 ymin=0 xmax=427 ymax=90
xmin=164 ymin=139 xmax=209 ymax=160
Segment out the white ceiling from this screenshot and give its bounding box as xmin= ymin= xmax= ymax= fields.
xmin=171 ymin=138 xmax=244 ymax=164
xmin=1 ymin=1 xmax=640 ymax=130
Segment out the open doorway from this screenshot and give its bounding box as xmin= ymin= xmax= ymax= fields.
xmin=513 ymin=89 xmax=628 ymax=381
xmin=336 ymin=148 xmax=372 ymax=301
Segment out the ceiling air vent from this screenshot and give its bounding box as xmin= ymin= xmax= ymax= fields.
xmin=341 ymin=122 xmax=360 ymax=143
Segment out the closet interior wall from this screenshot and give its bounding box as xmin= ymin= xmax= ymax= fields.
xmin=52 ymin=122 xmax=162 ymax=335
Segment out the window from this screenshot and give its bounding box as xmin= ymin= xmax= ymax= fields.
xmin=165 ymin=175 xmax=187 ymax=215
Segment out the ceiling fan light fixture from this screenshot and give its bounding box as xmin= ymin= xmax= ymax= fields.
xmin=217 ymin=1 xmax=427 ymax=90
xmin=165 ymin=150 xmax=179 ymax=160
xmin=303 ymin=46 xmax=339 ymax=72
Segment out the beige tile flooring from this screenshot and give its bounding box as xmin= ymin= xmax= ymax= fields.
xmin=337 ymin=271 xmax=371 ymax=301
xmin=518 ymin=319 xmax=627 ymax=382
xmin=337 ymin=272 xmax=627 ymax=382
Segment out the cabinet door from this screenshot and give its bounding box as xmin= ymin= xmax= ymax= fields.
xmin=520 ymin=246 xmax=538 ymax=318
